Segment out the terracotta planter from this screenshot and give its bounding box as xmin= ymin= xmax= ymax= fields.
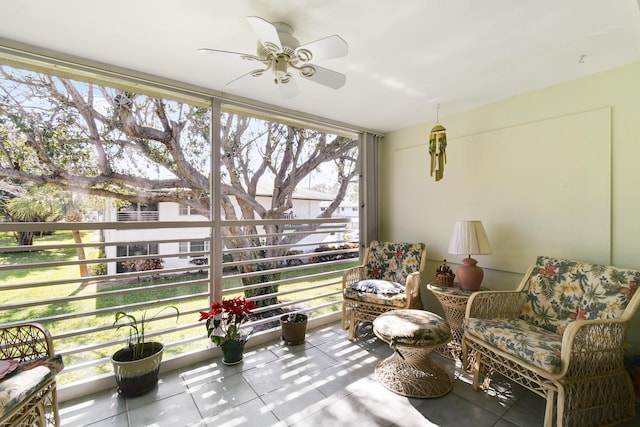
xmin=111 ymin=342 xmax=163 ymax=397
xmin=220 ymin=339 xmax=246 ymax=365
xmin=280 ymin=314 xmax=308 ymax=345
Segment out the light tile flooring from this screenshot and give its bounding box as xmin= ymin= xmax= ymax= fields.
xmin=60 ymin=322 xmax=640 ymax=427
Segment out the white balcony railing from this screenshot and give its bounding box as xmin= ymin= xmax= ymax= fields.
xmin=0 ymin=218 xmax=359 ymax=396
xmin=116 ymin=211 xmax=160 ymax=222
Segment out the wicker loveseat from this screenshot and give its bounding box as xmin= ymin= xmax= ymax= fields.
xmin=0 ymin=323 xmax=63 ymax=427
xmin=342 ymin=241 xmax=426 ymax=340
xmin=463 ymin=256 xmax=640 ymax=427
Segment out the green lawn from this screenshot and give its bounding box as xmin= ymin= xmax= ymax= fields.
xmin=0 ymin=230 xmax=354 ymax=385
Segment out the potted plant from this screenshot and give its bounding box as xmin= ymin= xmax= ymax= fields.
xmin=111 ymin=305 xmax=179 ymax=397
xmin=280 ymin=312 xmax=308 ymax=345
xmin=198 ymin=297 xmax=257 ymax=365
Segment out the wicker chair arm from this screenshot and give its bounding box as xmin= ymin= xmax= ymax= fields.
xmin=342 ymin=264 xmax=366 ymax=290
xmin=557 ymin=318 xmax=630 ymax=379
xmin=0 ymin=322 xmax=54 ymax=361
xmin=465 ymin=290 xmax=527 ymax=319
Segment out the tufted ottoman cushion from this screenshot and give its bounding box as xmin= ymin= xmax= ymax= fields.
xmin=373 ymin=309 xmax=453 ymax=398
xmin=373 ymin=309 xmax=451 ymax=347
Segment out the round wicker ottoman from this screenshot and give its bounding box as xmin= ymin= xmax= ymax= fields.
xmin=373 ymin=309 xmax=453 ymax=398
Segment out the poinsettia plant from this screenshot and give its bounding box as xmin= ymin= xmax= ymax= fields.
xmin=198 ymin=297 xmax=258 ymax=346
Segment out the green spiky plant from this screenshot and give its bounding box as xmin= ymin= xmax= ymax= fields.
xmin=113 ymin=306 xmax=180 ymax=360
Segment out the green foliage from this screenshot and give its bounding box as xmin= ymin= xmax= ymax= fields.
xmin=121 ymin=257 xmax=165 ymax=272
xmin=88 ymin=263 xmax=107 ymax=276
xmin=113 ymin=306 xmax=180 ymax=360
xmin=5 ymin=184 xmax=71 ymax=223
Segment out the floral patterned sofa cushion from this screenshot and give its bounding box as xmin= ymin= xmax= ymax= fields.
xmin=519 ymin=256 xmax=640 ymax=335
xmin=373 ymin=310 xmax=451 ymax=346
xmin=343 ymin=285 xmax=407 ymax=307
xmin=465 ymin=318 xmax=563 ymax=373
xmin=364 ymin=241 xmax=425 ymax=284
xmin=0 ymin=355 xmax=64 ymax=419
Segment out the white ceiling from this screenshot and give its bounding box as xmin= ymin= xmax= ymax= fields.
xmin=1 ymin=0 xmax=639 ymax=133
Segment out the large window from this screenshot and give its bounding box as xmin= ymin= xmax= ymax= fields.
xmin=0 ymin=54 xmax=364 ymax=390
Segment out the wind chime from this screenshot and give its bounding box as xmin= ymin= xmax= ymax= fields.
xmin=429 ymin=104 xmax=447 ymax=182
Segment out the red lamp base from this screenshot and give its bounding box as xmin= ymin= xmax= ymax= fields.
xmin=456 ymin=257 xmax=484 ymax=291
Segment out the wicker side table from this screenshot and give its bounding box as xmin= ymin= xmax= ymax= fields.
xmin=427 ymin=283 xmax=488 ymax=363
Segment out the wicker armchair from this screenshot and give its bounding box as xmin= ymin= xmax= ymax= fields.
xmin=463 ymin=256 xmax=640 ymax=427
xmin=342 ymin=241 xmax=426 ymax=340
xmin=0 ymin=323 xmax=63 ymax=427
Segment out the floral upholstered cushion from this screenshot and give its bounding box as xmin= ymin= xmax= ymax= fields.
xmin=373 ymin=309 xmax=451 ymax=346
xmin=577 ymin=265 xmax=639 ymax=321
xmin=343 ymin=286 xmax=407 ymax=307
xmin=364 ymin=241 xmax=425 ymax=284
xmin=349 ymin=279 xmax=405 ymax=295
xmin=464 ymin=317 xmax=562 ymax=374
xmin=0 ymin=355 xmax=64 ymax=418
xmin=519 ymin=256 xmax=640 ymax=335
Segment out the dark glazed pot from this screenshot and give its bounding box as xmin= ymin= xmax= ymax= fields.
xmin=280 ymin=314 xmax=308 ymax=345
xmin=221 ymin=339 xmax=246 ymax=365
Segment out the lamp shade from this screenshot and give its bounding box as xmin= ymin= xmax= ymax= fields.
xmin=448 ymin=221 xmax=492 ymax=255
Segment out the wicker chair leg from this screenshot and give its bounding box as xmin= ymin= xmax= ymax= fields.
xmin=341 ymin=305 xmax=348 ymax=330
xmin=52 ymin=388 xmax=61 ymax=427
xmin=35 ymin=404 xmax=46 ymax=427
xmin=471 ymin=353 xmax=483 ymax=391
xmin=348 ymin=317 xmax=359 ymax=340
xmin=544 ymin=390 xmax=556 ymax=427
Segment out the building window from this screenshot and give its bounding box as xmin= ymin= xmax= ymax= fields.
xmin=190 ymin=240 xmax=209 ymax=253
xmin=179 ymin=240 xmax=209 ymax=265
xmin=179 ymin=240 xmax=209 ymax=259
xmin=178 ymin=242 xmax=189 ymax=259
xmin=116 ymin=243 xmax=159 ymax=273
xmin=178 ymin=205 xmax=199 ymax=216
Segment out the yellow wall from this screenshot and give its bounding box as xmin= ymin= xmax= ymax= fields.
xmin=381 ymin=62 xmax=640 ymax=350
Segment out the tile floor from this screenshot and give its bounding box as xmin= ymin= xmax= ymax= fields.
xmin=60 ymin=322 xmax=640 ymax=427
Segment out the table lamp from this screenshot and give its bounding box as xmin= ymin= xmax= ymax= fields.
xmin=447 ymin=220 xmax=492 ymax=291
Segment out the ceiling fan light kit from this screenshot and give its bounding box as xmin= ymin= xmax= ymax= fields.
xmin=199 ymin=16 xmax=348 ymax=98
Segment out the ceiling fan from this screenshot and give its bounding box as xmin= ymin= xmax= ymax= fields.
xmin=199 ymin=16 xmax=348 ymax=98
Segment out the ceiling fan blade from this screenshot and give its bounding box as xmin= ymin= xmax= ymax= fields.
xmin=278 ymin=78 xmax=299 ymax=99
xmin=226 ymin=68 xmax=266 ymax=86
xmin=198 ymin=48 xmax=259 ymax=61
xmin=295 ymin=35 xmax=348 ymax=62
xmin=247 ymin=16 xmax=282 ymax=53
xmin=301 ymin=65 xmax=346 ymax=89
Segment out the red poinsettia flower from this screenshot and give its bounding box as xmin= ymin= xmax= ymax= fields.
xmin=197 ymin=297 xmax=257 ymax=346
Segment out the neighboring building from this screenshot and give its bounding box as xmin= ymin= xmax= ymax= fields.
xmin=102 ymin=185 xmax=349 ymax=274
xmin=319 ymin=201 xmax=359 ymax=218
